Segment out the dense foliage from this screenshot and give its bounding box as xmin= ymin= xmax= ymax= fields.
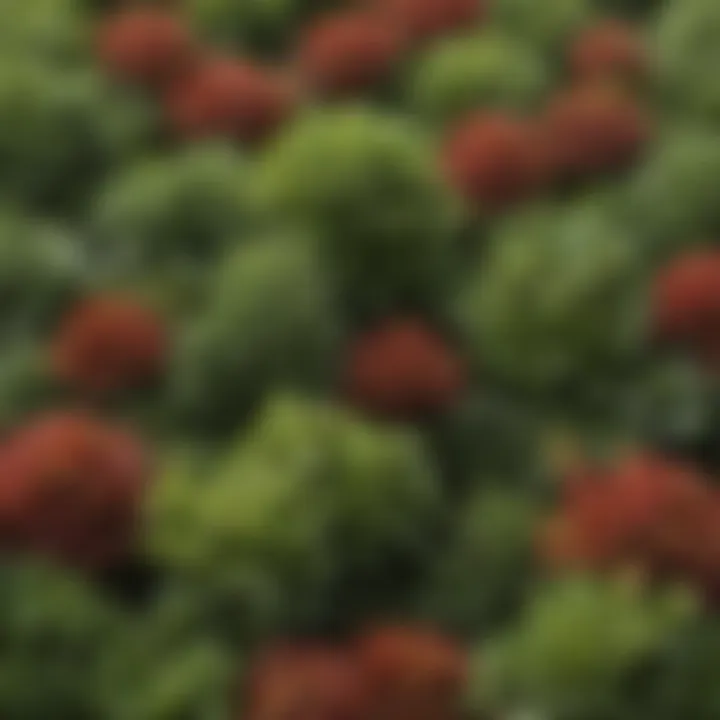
xmin=2 ymin=0 xmax=720 ymax=718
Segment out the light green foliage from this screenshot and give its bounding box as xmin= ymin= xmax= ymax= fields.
xmin=474 ymin=576 xmax=699 ymax=720
xmin=456 ymin=196 xmax=644 ymax=391
xmin=146 ymin=393 xmax=439 ymax=637
xmin=98 ymin=590 xmax=234 ymax=720
xmin=256 ymin=107 xmax=461 ymax=312
xmin=491 ymin=0 xmax=596 ymax=53
xmin=0 ymin=0 xmax=89 ymax=65
xmin=245 ymin=393 xmax=441 ymax=563
xmin=170 ymin=234 xmax=339 ymax=431
xmin=411 ymin=32 xmax=551 ymax=124
xmin=655 ymin=0 xmax=720 ymax=123
xmin=627 ymin=128 xmax=720 ymax=251
xmin=0 ymin=562 xmax=117 ymax=720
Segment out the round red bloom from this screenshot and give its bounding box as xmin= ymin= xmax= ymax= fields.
xmin=0 ymin=412 xmax=149 ymax=569
xmin=52 ymin=295 xmax=168 ymax=397
xmin=164 ymin=57 xmax=296 ymax=144
xmin=443 ymin=113 xmax=551 ymax=211
xmin=569 ymin=21 xmax=647 ymax=87
xmin=355 ymin=625 xmax=468 ymax=720
xmin=651 ymin=249 xmax=720 ymax=367
xmin=95 ymin=8 xmax=198 ymax=89
xmin=544 ymin=85 xmax=651 ymax=178
xmin=297 ymin=11 xmax=406 ymax=97
xmin=539 ymin=453 xmax=720 ymax=596
xmin=343 ymin=319 xmax=466 ymax=419
xmin=244 ymin=643 xmax=367 ymax=720
xmin=369 ymin=0 xmax=485 ymax=43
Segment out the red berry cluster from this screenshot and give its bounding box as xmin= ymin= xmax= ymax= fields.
xmin=244 ymin=626 xmax=467 ymax=720
xmin=51 ymin=294 xmax=168 ymax=397
xmin=94 ymin=5 xmax=650 ymax=204
xmin=0 ymin=293 xmax=165 ymax=571
xmin=651 ymin=249 xmax=720 ymax=370
xmin=94 ymin=0 xmax=490 ymax=143
xmin=539 ymin=454 xmax=720 ymax=599
xmin=442 ymin=19 xmax=650 ymax=211
xmin=343 ymin=319 xmax=467 ymax=420
xmin=0 ymin=412 xmax=149 ymax=570
xmin=96 ymin=7 xmax=295 ymax=144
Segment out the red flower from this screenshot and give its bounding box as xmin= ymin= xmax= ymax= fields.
xmin=52 ymin=295 xmax=168 ymax=397
xmin=369 ymin=0 xmax=485 ymax=43
xmin=355 ymin=625 xmax=468 ymax=720
xmin=297 ymin=11 xmax=406 ymax=97
xmin=651 ymin=249 xmax=720 ymax=367
xmin=543 ymin=84 xmax=651 ymax=178
xmin=343 ymin=319 xmax=466 ymax=419
xmin=164 ymin=57 xmax=296 ymax=144
xmin=95 ymin=8 xmax=198 ymax=89
xmin=569 ymin=20 xmax=648 ymax=87
xmin=0 ymin=412 xmax=149 ymax=569
xmin=244 ymin=643 xmax=367 ymax=720
xmin=539 ymin=453 xmax=720 ymax=596
xmin=443 ymin=113 xmax=551 ymax=211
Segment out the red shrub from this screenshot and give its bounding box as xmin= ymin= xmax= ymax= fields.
xmin=0 ymin=412 xmax=149 ymax=569
xmin=539 ymin=453 xmax=720 ymax=596
xmin=369 ymin=0 xmax=485 ymax=43
xmin=651 ymin=249 xmax=720 ymax=367
xmin=343 ymin=319 xmax=466 ymax=419
xmin=544 ymin=84 xmax=651 ymax=178
xmin=297 ymin=11 xmax=406 ymax=97
xmin=355 ymin=625 xmax=468 ymax=720
xmin=164 ymin=56 xmax=296 ymax=144
xmin=569 ymin=20 xmax=648 ymax=87
xmin=443 ymin=113 xmax=551 ymax=211
xmin=244 ymin=643 xmax=367 ymax=720
xmin=95 ymin=8 xmax=198 ymax=89
xmin=52 ymin=295 xmax=168 ymax=397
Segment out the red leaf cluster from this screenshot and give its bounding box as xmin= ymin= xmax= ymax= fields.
xmin=96 ymin=7 xmax=198 ymax=89
xmin=246 ymin=644 xmax=368 ymax=720
xmin=164 ymin=57 xmax=296 ymax=144
xmin=356 ymin=626 xmax=468 ymax=720
xmin=651 ymin=249 xmax=720 ymax=368
xmin=540 ymin=454 xmax=720 ymax=596
xmin=0 ymin=412 xmax=149 ymax=569
xmin=343 ymin=319 xmax=466 ymax=420
xmin=52 ymin=295 xmax=168 ymax=397
xmin=297 ymin=11 xmax=406 ymax=97
xmin=543 ymin=84 xmax=651 ymax=178
xmin=244 ymin=626 xmax=467 ymax=720
xmin=443 ymin=113 xmax=552 ymax=211
xmin=368 ymin=0 xmax=486 ymax=43
xmin=569 ymin=20 xmax=648 ymax=87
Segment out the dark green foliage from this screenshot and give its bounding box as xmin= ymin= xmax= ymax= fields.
xmin=410 ymin=31 xmax=551 ymax=125
xmin=91 ymin=143 xmax=254 ymax=276
xmin=0 ymin=62 xmax=154 ymax=213
xmin=0 ymin=209 xmax=86 ymax=338
xmin=0 ymin=562 xmax=117 ymax=720
xmin=169 ymin=234 xmax=340 ymax=432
